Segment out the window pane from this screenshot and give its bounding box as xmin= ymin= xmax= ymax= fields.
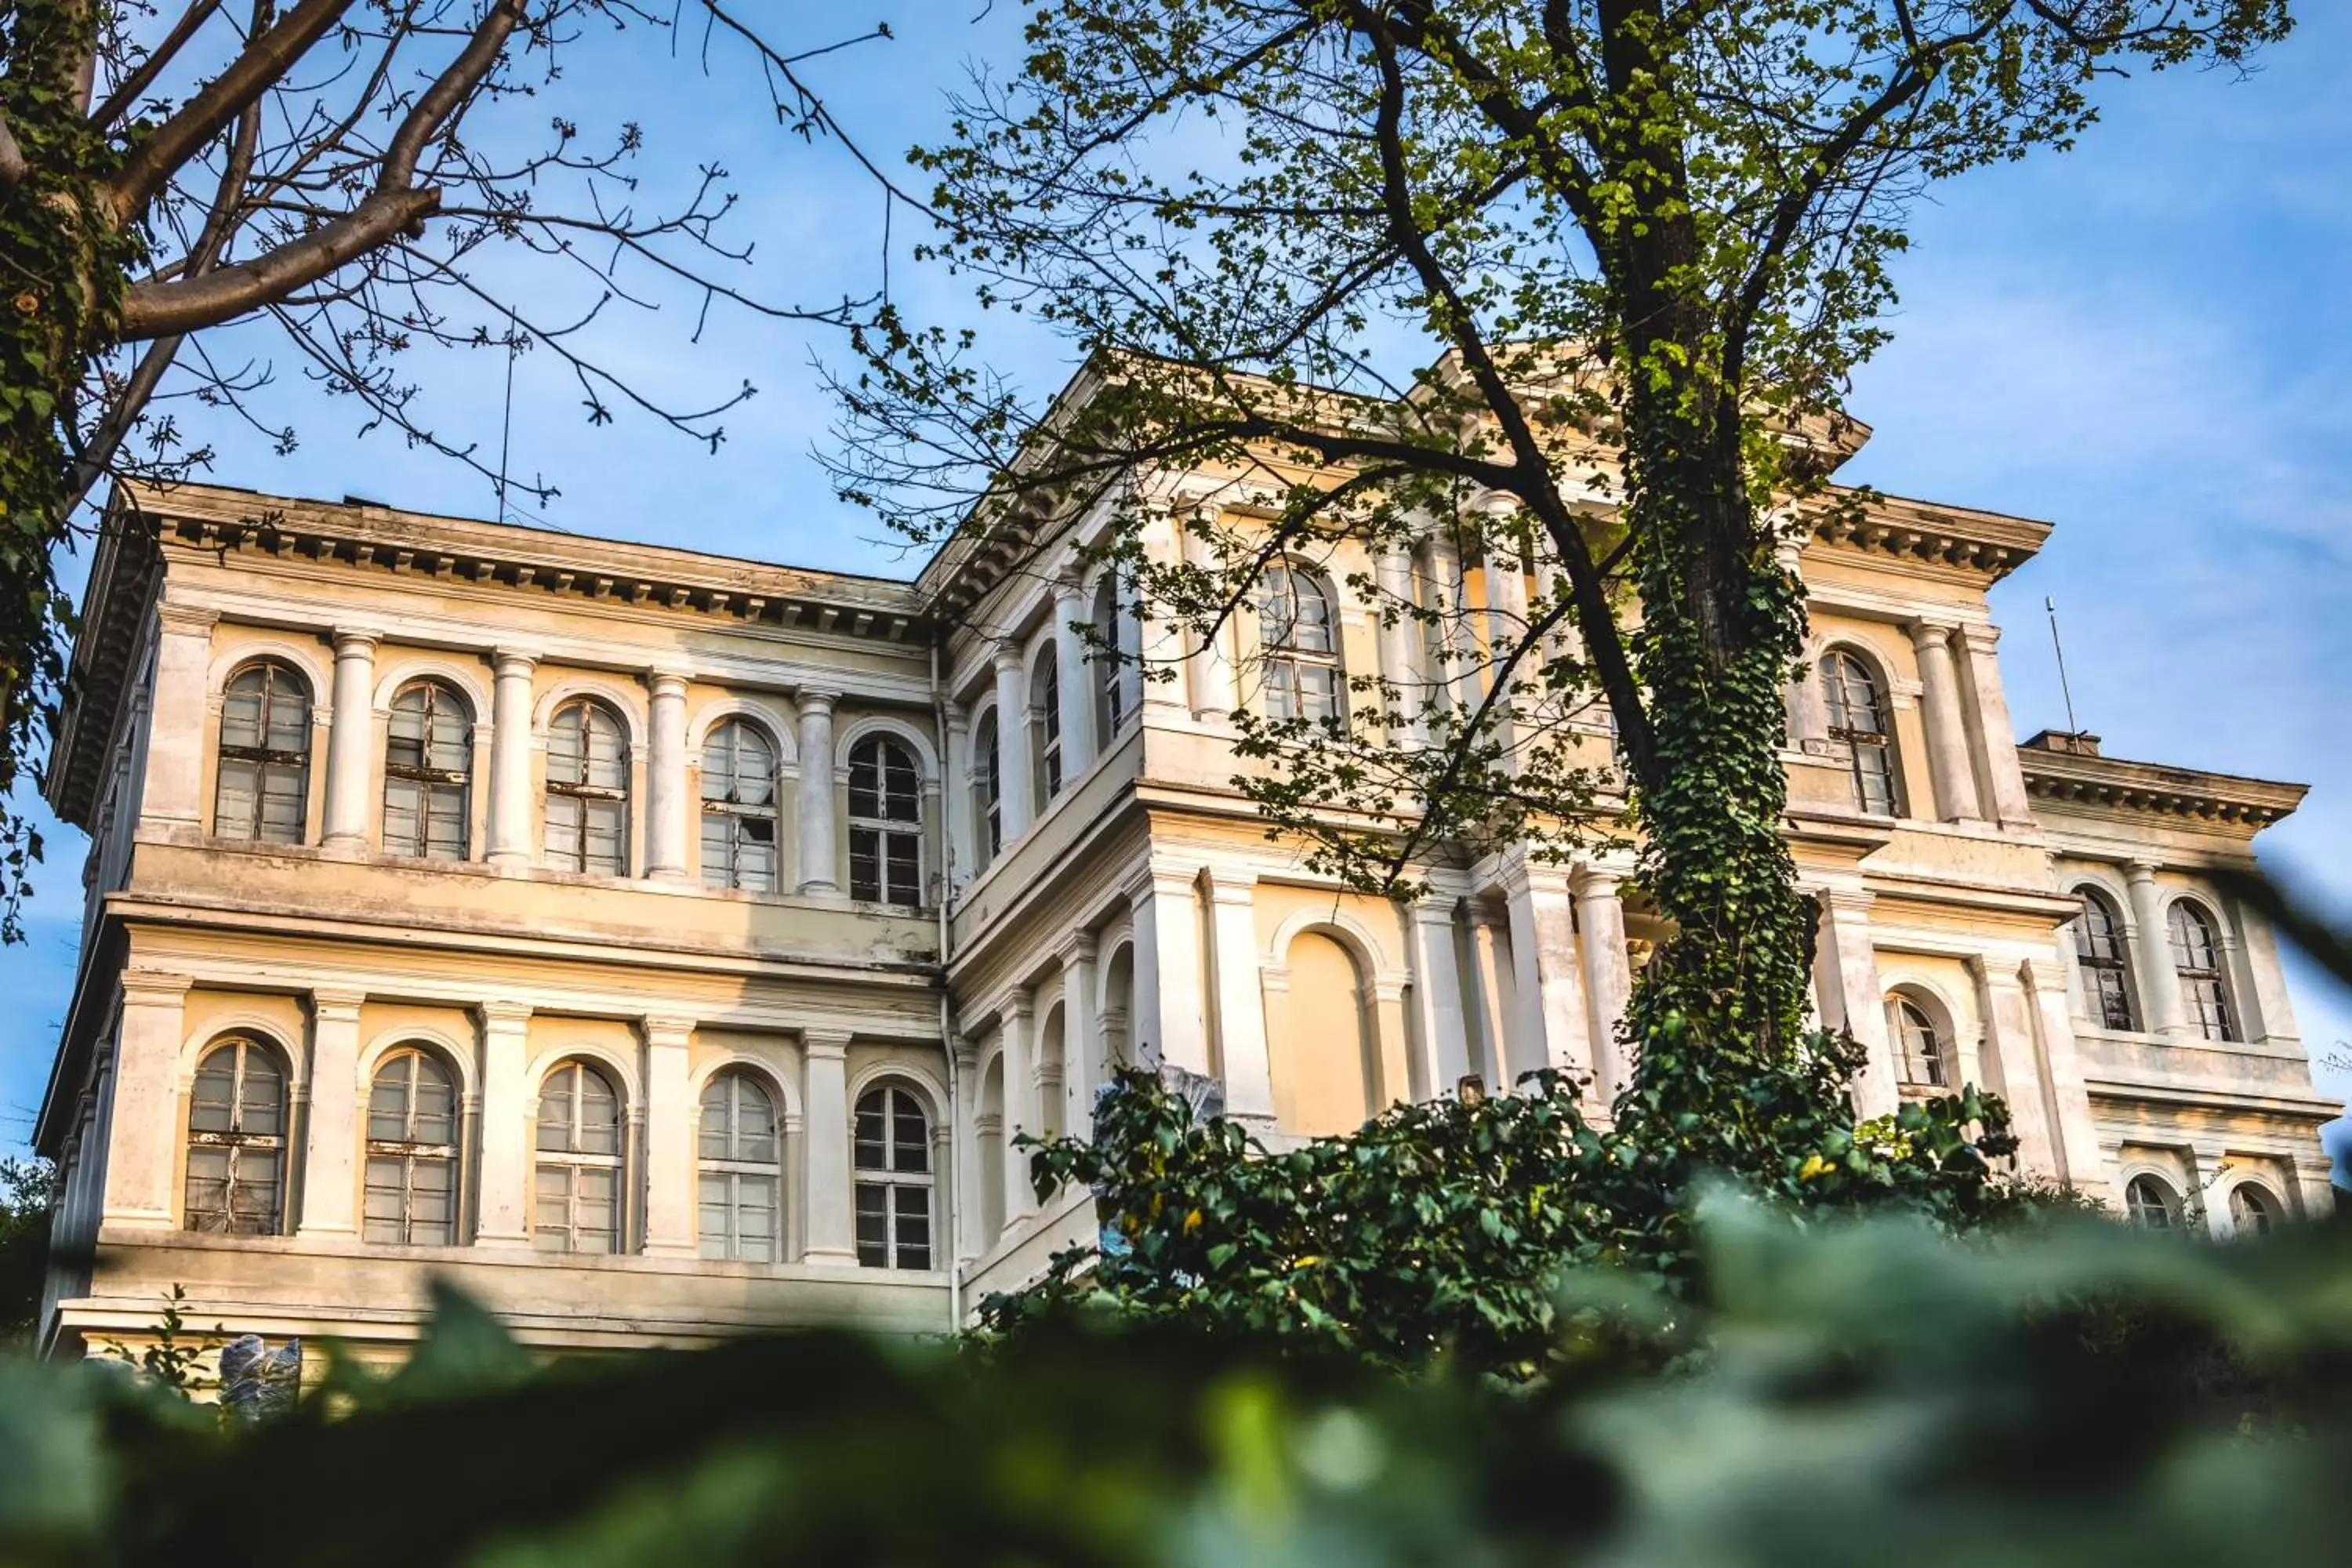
xmin=185 ymin=1147 xmax=230 ymax=1230
xmin=533 ymin=1164 xmax=572 ymax=1250
xmin=854 ymin=1095 xmax=887 ymax=1170
xmin=893 ymin=1185 xmax=932 ymax=1271
xmin=885 ymin=833 xmax=920 ymax=908
xmin=215 ymin=758 xmax=260 ymax=840
xmin=576 ymin=1166 xmax=618 ymax=1253
xmin=368 ymin=1060 xmax=412 ymax=1142
xmin=850 ymin=829 xmax=881 ymax=902
xmin=191 ymin=1051 xmax=238 ymax=1133
xmin=576 ymin=1067 xmax=620 ymax=1154
xmin=256 ymin=762 xmax=307 ymax=844
xmin=585 ymin=798 xmax=626 ymax=876
xmin=424 ymin=782 xmax=466 ymax=860
xmin=736 ymin=1174 xmax=777 ymax=1263
xmin=412 ymin=1056 xmax=456 ymax=1144
xmin=222 ymin=672 xmax=267 ymax=749
xmin=855 ymin=1183 xmax=889 ymax=1267
xmin=238 ymin=1051 xmax=285 ymax=1136
xmin=363 ymin=1156 xmax=407 ymax=1243
xmin=228 ymin=1149 xmax=281 ymax=1234
xmin=893 ymin=1100 xmax=930 ymax=1173
xmin=699 ymin=1173 xmax=734 ymax=1259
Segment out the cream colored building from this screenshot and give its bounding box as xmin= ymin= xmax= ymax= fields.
xmin=30 ymin=419 xmax=2336 ymax=1359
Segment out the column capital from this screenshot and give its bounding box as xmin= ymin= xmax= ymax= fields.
xmin=491 ymin=645 xmax=540 ymax=678
xmin=1814 ymin=884 xmax=1876 ymax=918
xmin=332 ymin=626 xmax=384 ymax=657
xmin=995 ymin=985 xmax=1035 ymax=1026
xmin=1058 ymin=928 xmax=1100 ymax=967
xmin=1410 ymin=891 xmax=1462 ymax=927
xmin=796 ymin=686 xmax=839 ymax=716
xmin=474 ymin=999 xmax=533 ymax=1029
xmin=119 ymin=969 xmax=194 ymax=1004
xmin=801 ymin=1027 xmax=854 ymax=1058
xmin=1570 ymin=863 xmax=1623 ymax=900
xmin=1957 ymin=621 xmax=2002 ymax=652
xmin=2124 ymin=856 xmax=2162 ymax=883
xmin=310 ymin=986 xmax=367 ymax=1019
xmin=646 ymin=666 xmax=691 ymax=699
xmin=1054 ymin=568 xmax=1087 ymax=601
xmin=642 ymin=1014 xmax=696 ymax=1045
xmin=1203 ymin=864 xmax=1258 ymax=902
xmin=991 ymin=641 xmax=1025 ymax=674
xmin=1907 ymin=616 xmax=1962 ymax=650
xmin=156 ymin=601 xmax=220 ymax=637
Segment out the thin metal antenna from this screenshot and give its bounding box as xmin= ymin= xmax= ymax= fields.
xmin=2045 ymin=596 xmax=2080 ymax=735
xmin=495 ymin=309 xmax=517 ymax=524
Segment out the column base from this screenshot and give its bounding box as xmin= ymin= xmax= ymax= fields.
xmin=797 ymin=879 xmax=841 ymax=897
xmin=801 ymin=1246 xmax=859 ymax=1269
xmin=471 ymin=1231 xmax=532 ymax=1251
xmin=647 ymin=866 xmax=690 ymax=883
xmin=320 ymin=833 xmax=368 ymax=859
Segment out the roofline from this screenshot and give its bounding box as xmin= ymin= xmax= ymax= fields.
xmin=2018 ymin=743 xmax=2307 ymax=829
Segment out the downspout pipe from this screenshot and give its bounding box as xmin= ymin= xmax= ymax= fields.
xmin=931 ymin=635 xmax=964 ymax=1334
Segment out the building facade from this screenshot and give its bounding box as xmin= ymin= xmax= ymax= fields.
xmin=29 ymin=430 xmax=2336 ymax=1360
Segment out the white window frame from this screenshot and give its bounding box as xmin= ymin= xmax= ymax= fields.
xmin=698 ymin=1069 xmax=782 ymax=1262
xmin=854 ymin=1083 xmax=935 ymax=1271
xmin=185 ymin=1036 xmax=288 ymax=1235
xmin=214 ymin=661 xmax=312 ymax=844
xmin=699 ymin=717 xmax=782 ymax=892
xmin=534 ymin=1059 xmax=625 ymax=1254
xmin=364 ymin=1046 xmax=461 ymax=1247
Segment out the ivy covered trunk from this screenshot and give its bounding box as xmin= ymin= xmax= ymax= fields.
xmin=1594 ymin=3 xmax=1821 ymax=1178
xmin=1611 ymin=383 xmax=1817 ymax=1159
xmin=0 ymin=0 xmax=129 ymax=808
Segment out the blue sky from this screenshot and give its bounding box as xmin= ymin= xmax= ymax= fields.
xmin=4 ymin=5 xmax=2347 ymax=1167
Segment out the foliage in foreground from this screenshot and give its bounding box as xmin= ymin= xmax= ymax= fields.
xmin=3 ymin=1196 xmax=2349 ymax=1566
xmin=0 ymin=1157 xmax=56 ymax=1344
xmin=981 ymin=1055 xmax=2026 ymax=1377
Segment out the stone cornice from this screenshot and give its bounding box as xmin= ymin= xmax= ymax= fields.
xmin=1809 ymin=487 xmax=2053 ymax=583
xmin=129 ymin=480 xmax=927 ymax=640
xmin=2020 ymin=746 xmax=2306 ymax=832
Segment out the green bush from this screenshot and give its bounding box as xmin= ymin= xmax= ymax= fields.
xmin=2 ymin=1196 xmax=2347 ymax=1566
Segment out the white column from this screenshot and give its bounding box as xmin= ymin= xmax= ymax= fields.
xmin=1178 ymin=530 xmax=1240 ymax=719
xmin=998 ymin=993 xmax=1038 ymax=1226
xmin=472 ymin=1000 xmax=533 ymax=1247
xmin=943 ymin=703 xmax=975 ymax=891
xmin=1205 ymin=869 xmax=1276 ymax=1120
xmin=1970 ymin=956 xmax=2059 ymax=1177
xmin=1129 ymin=866 xmax=1209 ymax=1073
xmin=1374 ymin=546 xmax=1428 ymax=746
xmin=1812 ymin=889 xmax=1898 ymax=1117
xmin=1955 ymin=625 xmax=2036 ymax=828
xmin=140 ymin=605 xmax=217 ymax=832
xmin=1407 ymin=895 xmax=1473 ymax=1100
xmin=991 ymin=648 xmax=1031 ymax=840
xmin=800 ymin=1029 xmax=857 ymax=1265
xmin=2125 ymin=859 xmax=2187 ymax=1038
xmin=1137 ymin=508 xmax=1192 ymax=724
xmin=641 ymin=1016 xmax=696 ymax=1257
xmin=644 ymin=670 xmax=690 ymax=880
xmin=1054 ymin=575 xmax=1099 ymax=774
xmin=296 ymin=988 xmax=366 ymax=1236
xmin=1467 ymin=909 xmax=1516 ymax=1092
xmin=795 ymin=689 xmax=839 ymax=894
xmin=1485 ymin=549 xmax=1530 ymax=762
xmin=1572 ymin=866 xmax=1636 ymax=1106
xmin=486 ymin=648 xmax=539 ymax=867
xmin=2023 ymin=952 xmax=2107 ymax=1198
xmin=1908 ymin=621 xmax=1984 ymax=824
xmin=1502 ymin=861 xmax=1592 ymax=1087
xmin=952 ymin=1040 xmax=986 ymax=1265
xmin=101 ymin=971 xmax=193 ymax=1229
xmin=320 ymin=628 xmax=381 ymax=853
xmin=1059 ymin=935 xmax=1101 ymax=1138
xmin=1439 ymin=537 xmax=1483 ymax=717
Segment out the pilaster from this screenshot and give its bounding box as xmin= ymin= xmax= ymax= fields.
xmin=296 ymin=987 xmax=368 ymax=1236
xmin=641 ymin=1015 xmax=697 ymax=1257
xmin=800 ymin=1028 xmax=857 ymax=1265
xmin=101 ymin=970 xmax=194 ymax=1229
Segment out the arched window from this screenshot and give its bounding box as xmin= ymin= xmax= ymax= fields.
xmin=2167 ymin=902 xmax=2236 ymax=1042
xmin=535 ymin=1059 xmax=622 ymax=1254
xmin=1092 ymin=573 xmax=1133 ymax=739
xmin=2072 ymin=888 xmax=2136 ymax=1033
xmin=383 ymin=681 xmax=472 ymax=861
xmin=849 ymin=734 xmax=923 ymax=907
xmin=2125 ymin=1174 xmax=2180 ymax=1232
xmin=2228 ymin=1181 xmax=2281 ymax=1238
xmin=365 ymin=1047 xmax=459 ymax=1246
xmin=185 ymin=1037 xmax=287 ymax=1234
xmin=546 ymin=699 xmax=629 ymax=876
xmin=1261 ymin=565 xmax=1343 ymax=728
xmin=215 ymin=662 xmax=312 ymax=844
xmin=853 ymin=1083 xmax=933 ymax=1270
xmin=1820 ymin=649 xmax=1898 ymax=818
xmin=1885 ymin=994 xmax=1951 ymax=1090
xmin=700 ymin=719 xmax=780 ymax=892
xmin=975 ymin=710 xmax=1004 ymax=866
xmin=1035 ymin=648 xmax=1064 ymax=801
xmin=699 ymin=1070 xmax=780 ymax=1262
